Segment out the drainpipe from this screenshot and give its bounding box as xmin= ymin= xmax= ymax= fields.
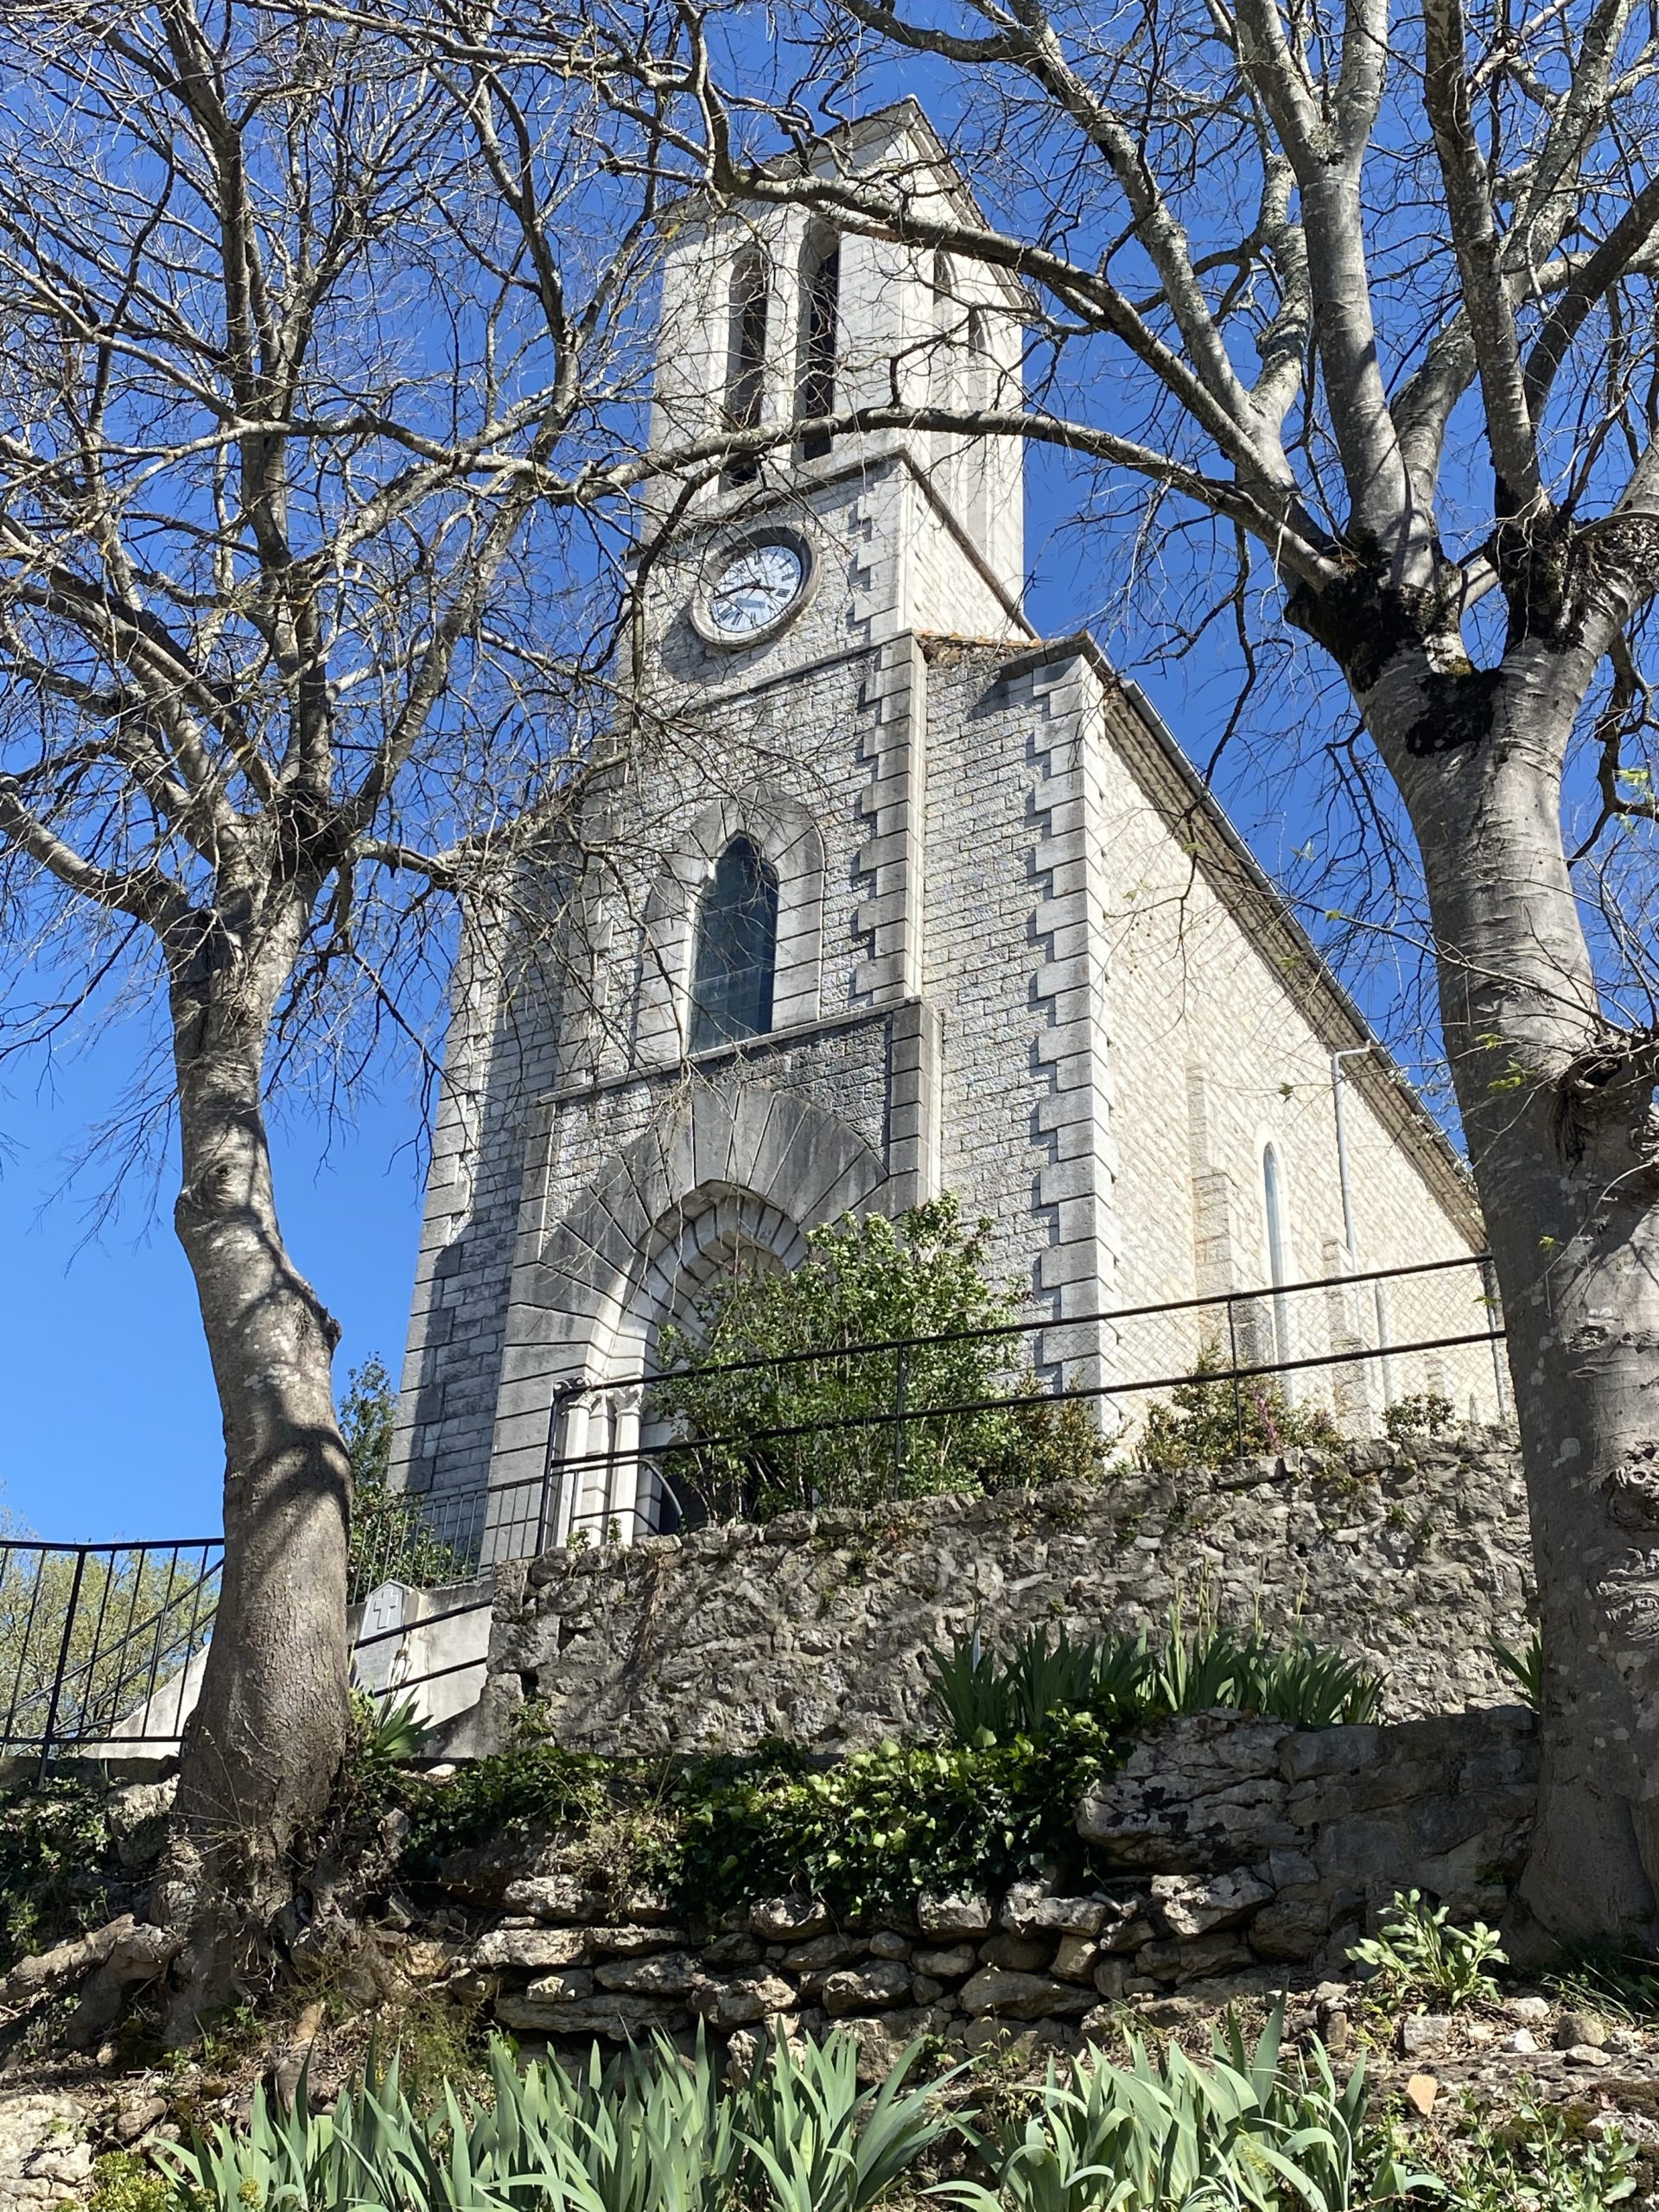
xmin=1330 ymin=1045 xmax=1394 ymax=1405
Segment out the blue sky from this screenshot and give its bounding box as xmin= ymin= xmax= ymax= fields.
xmin=0 ymin=1040 xmax=427 ymax=1540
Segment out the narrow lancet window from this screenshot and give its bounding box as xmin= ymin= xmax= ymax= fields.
xmin=798 ymin=228 xmax=840 ymax=460
xmin=1263 ymin=1142 xmax=1291 ymax=1363
xmin=723 ymin=249 xmax=770 ymax=488
xmin=690 ymin=836 xmax=779 ymax=1050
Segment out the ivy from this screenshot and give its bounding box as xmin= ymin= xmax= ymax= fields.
xmin=671 ymin=1719 xmax=1118 ymax=1922
xmin=402 ymin=1739 xmax=613 ymax=1868
xmin=399 ymin=1717 xmax=1123 ymax=1926
xmin=0 ymin=1777 xmax=122 ymax=1970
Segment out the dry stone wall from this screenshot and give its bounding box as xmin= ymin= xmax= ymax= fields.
xmin=475 ymin=1434 xmax=1533 ymax=1756
xmin=428 ymin=1706 xmax=1536 ymax=2072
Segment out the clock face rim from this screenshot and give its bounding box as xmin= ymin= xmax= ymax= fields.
xmin=692 ymin=528 xmax=817 ymax=649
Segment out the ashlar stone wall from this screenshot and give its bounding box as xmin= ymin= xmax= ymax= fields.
xmin=476 ymin=1433 xmax=1533 ymax=1756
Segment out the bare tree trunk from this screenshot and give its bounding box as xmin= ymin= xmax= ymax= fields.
xmin=1385 ymin=651 xmax=1659 ymax=1943
xmin=149 ymin=923 xmax=352 ymax=2038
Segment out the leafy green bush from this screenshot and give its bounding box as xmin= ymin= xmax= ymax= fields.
xmin=650 ymin=1197 xmax=1103 ymax=1522
xmin=1140 ymin=1352 xmax=1343 ymax=1473
xmin=671 ymin=1722 xmax=1116 ymax=1923
xmin=397 ymin=1719 xmax=1112 ymax=1925
xmin=982 ymin=2002 xmax=1433 ymax=2212
xmin=1347 ymin=1888 xmax=1507 ymax=2007
xmin=342 ymin=1359 xmax=473 ymax=1599
xmin=1383 ymin=1391 xmax=1459 ymax=1443
xmin=925 ymin=1616 xmax=1382 ymax=1747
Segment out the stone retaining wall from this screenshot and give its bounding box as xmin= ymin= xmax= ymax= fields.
xmin=474 ymin=1435 xmax=1532 ymax=1756
xmin=426 ymin=1706 xmax=1537 ymax=2070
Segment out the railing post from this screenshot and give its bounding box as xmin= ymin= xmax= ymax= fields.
xmin=1479 ymin=1255 xmax=1510 ymax=1421
xmin=38 ymin=1545 xmax=87 ymax=1781
xmin=891 ymin=1343 xmax=909 ymax=1498
xmin=1226 ymin=1297 xmax=1243 ymax=1457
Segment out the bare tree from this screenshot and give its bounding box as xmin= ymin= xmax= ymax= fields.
xmin=0 ymin=0 xmax=746 ymax=2030
xmin=448 ymin=0 xmax=1659 ymax=1938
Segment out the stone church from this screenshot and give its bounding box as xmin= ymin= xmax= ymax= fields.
xmin=390 ymin=103 xmax=1493 ymax=1560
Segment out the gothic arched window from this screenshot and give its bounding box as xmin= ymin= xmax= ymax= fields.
xmin=798 ymin=227 xmax=840 ymax=460
xmin=690 ymin=836 xmax=779 ymax=1051
xmin=723 ymin=249 xmax=770 ymax=488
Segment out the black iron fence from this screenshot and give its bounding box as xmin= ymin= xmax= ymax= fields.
xmin=410 ymin=1249 xmax=1510 ymax=1564
xmin=5 ymin=1252 xmax=1509 ymax=1754
xmin=0 ymin=1534 xmax=491 ymax=1758
xmin=0 ymin=1539 xmax=221 ymax=1760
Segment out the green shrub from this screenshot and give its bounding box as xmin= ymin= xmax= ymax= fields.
xmin=1383 ymin=1391 xmax=1459 ymax=1442
xmin=672 ymin=1722 xmax=1116 ymax=1923
xmin=650 ymin=1196 xmax=1103 ymax=1522
xmin=399 ymin=1721 xmax=1113 ymax=1927
xmin=1347 ymin=1888 xmax=1507 ymax=2007
xmin=925 ymin=1615 xmax=1382 ymax=1748
xmin=342 ymin=1359 xmax=473 ymax=1599
xmin=403 ymin=1738 xmax=613 ymax=1869
xmin=1140 ymin=1352 xmax=1343 ymax=1473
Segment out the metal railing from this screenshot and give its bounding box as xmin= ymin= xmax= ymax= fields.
xmin=0 ymin=1533 xmax=491 ymax=1757
xmin=411 ymin=1249 xmax=1510 ymax=1563
xmin=3 ymin=1252 xmax=1509 ymax=1752
xmin=0 ymin=1539 xmax=222 ymax=1760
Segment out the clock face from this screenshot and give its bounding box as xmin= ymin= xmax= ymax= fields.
xmin=705 ymin=540 xmax=806 ymax=639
